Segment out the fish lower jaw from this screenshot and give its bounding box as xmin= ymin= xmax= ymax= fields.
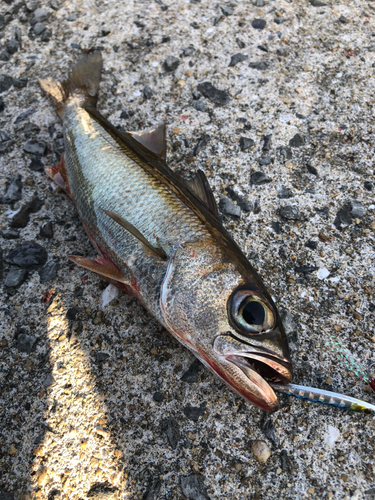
xmin=226 ymin=353 xmax=292 ymax=386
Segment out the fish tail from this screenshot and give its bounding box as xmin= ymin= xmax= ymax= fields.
xmin=39 ymin=52 xmax=103 ymax=115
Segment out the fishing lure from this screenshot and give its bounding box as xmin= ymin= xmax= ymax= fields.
xmin=271 ymin=383 xmax=375 ymax=415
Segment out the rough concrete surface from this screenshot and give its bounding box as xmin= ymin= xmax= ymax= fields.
xmin=0 ymin=0 xmax=375 ymax=499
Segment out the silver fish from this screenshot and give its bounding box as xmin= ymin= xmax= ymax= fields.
xmin=39 ymin=52 xmax=293 ymax=412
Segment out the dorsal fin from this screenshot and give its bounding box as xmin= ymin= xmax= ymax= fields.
xmin=186 ymin=169 xmax=219 ymax=218
xmin=128 ymin=123 xmax=166 ymax=161
xmin=103 ymin=209 xmax=167 ymax=260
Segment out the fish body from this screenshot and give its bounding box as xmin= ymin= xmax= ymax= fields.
xmin=40 ymin=53 xmax=292 ymax=412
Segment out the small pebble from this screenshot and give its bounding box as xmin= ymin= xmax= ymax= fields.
xmin=229 ymin=53 xmax=248 ymax=67
xmin=219 ymin=197 xmax=241 ymax=218
xmin=239 ymin=137 xmax=255 ymax=151
xmin=39 ymin=221 xmax=54 ymax=238
xmin=250 ymin=171 xmax=271 ymax=185
xmin=6 ymin=241 xmax=48 ymax=269
xmin=197 ymin=82 xmax=230 ymax=105
xmin=279 ymin=205 xmax=300 ymax=220
xmin=163 ymin=56 xmax=180 ymax=72
xmin=252 ymin=19 xmax=266 ymax=30
xmin=252 ymin=440 xmax=271 ymax=463
xmin=4 ymin=267 xmax=28 ymax=288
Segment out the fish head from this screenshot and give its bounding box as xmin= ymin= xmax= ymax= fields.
xmin=161 ymin=241 xmax=292 ymax=412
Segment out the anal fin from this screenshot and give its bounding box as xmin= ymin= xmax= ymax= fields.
xmin=103 ymin=209 xmax=167 ymax=260
xmin=67 ymin=254 xmax=129 ymax=283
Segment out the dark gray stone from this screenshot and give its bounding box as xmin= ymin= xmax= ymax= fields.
xmin=192 ymin=134 xmax=210 ymax=156
xmin=40 ymin=221 xmax=54 ymax=238
xmin=180 ymin=474 xmax=211 ymax=500
xmin=40 ymin=29 xmax=52 ymax=42
xmin=183 ymin=402 xmax=207 ymax=421
xmin=160 ymin=417 xmax=180 ymax=449
xmin=294 ymin=264 xmax=317 ymax=274
xmin=23 ymin=140 xmax=46 ymax=155
xmin=163 ymin=56 xmax=180 ymax=72
xmin=28 ymin=156 xmax=44 ymax=172
xmin=0 ymin=51 xmax=10 ymax=62
xmin=7 ymin=39 xmax=19 ymax=55
xmin=239 ymin=137 xmax=255 ymax=151
xmin=0 ymin=175 xmax=22 ymax=204
xmin=2 ymin=229 xmax=20 ymax=239
xmin=143 ymin=479 xmax=161 ymax=500
xmin=259 ymin=156 xmax=271 ymax=165
xmin=192 ymin=100 xmax=205 ymax=112
xmin=95 ymin=352 xmax=110 ymax=362
xmin=17 ymin=333 xmax=36 ymax=353
xmin=30 ymin=7 xmax=50 ymax=25
xmin=197 ymin=82 xmax=230 ymax=105
xmin=339 ymin=15 xmax=349 ymax=24
xmin=226 ymin=186 xmax=251 ymax=211
xmin=229 ymin=53 xmax=248 ymax=67
xmin=277 ymin=187 xmax=294 ymax=199
xmin=249 ymin=61 xmax=269 ymax=70
xmin=0 ymin=492 xmax=15 ymax=500
xmin=86 ymin=482 xmax=118 ymax=499
xmin=236 ymin=38 xmax=245 ymax=49
xmin=181 ymin=359 xmax=201 ymax=383
xmin=153 ymin=391 xmax=164 ymax=402
xmin=252 ymin=19 xmax=266 ymax=30
xmin=33 ymin=22 xmax=46 ymax=35
xmin=0 ymin=97 xmax=4 ymax=112
xmin=5 ymin=241 xmax=48 ymax=269
xmin=25 ymin=0 xmax=38 ymax=11
xmin=38 ymin=260 xmax=59 ymax=282
xmin=305 ymin=239 xmax=318 ymax=250
xmin=143 ymin=86 xmax=152 ymax=99
xmin=0 ymin=131 xmax=15 ymax=153
xmin=334 ymin=203 xmax=352 ymax=230
xmin=4 ymin=268 xmax=28 ymax=288
xmin=289 ymin=133 xmax=305 ymax=147
xmin=182 ymin=44 xmax=195 ymax=56
xmin=260 ymin=415 xmax=279 ymax=446
xmin=43 ymin=373 xmax=54 ymax=387
xmin=280 ymin=310 xmax=297 ymax=338
xmin=14 ymin=108 xmax=36 ymax=124
xmin=10 ymin=197 xmax=44 ymax=228
xmin=250 ymin=171 xmax=271 ymax=185
xmin=364 ymin=181 xmax=373 ymax=191
xmin=218 ymin=197 xmax=241 ymax=218
xmin=262 ymin=134 xmax=272 ymax=151
xmin=350 ymin=200 xmax=366 ymax=218
xmin=67 ymin=307 xmax=79 ymax=320
xmin=306 ymin=163 xmax=318 ymax=175
xmin=0 ymin=75 xmax=14 ymax=94
xmin=279 ymin=205 xmax=301 ymax=220
xmin=309 ymin=0 xmax=326 ymax=6
xmin=220 ymin=3 xmax=235 ymax=16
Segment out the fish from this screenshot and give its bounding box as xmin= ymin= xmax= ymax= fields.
xmin=39 ymin=52 xmax=292 ymax=413
xmin=271 ymin=383 xmax=375 ymax=415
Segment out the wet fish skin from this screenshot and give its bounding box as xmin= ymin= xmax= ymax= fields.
xmin=39 ymin=53 xmax=293 ymax=412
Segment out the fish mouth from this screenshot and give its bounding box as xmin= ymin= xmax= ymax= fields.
xmin=212 ymin=335 xmax=293 ymax=412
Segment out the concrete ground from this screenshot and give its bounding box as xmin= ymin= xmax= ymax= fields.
xmin=0 ymin=0 xmax=374 ymax=499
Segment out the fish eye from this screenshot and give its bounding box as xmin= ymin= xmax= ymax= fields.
xmin=228 ymin=287 xmax=276 ymax=335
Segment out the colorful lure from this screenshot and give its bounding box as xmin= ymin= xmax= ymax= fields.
xmin=271 ymin=383 xmax=375 ymax=415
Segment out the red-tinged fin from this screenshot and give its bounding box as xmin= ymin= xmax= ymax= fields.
xmin=45 ymin=153 xmax=73 ymax=198
xmin=129 ymin=123 xmax=166 ymax=161
xmin=67 ymin=254 xmax=129 ymax=284
xmin=103 ymin=209 xmax=167 ymax=260
xmin=186 ymin=169 xmax=219 ymax=218
xmin=39 ymin=52 xmax=103 ymax=114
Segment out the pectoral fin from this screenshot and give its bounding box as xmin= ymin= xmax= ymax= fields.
xmin=103 ymin=209 xmax=167 ymax=260
xmin=67 ymin=254 xmax=129 ymax=283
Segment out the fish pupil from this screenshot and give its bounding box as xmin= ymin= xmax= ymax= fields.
xmin=242 ymin=301 xmax=265 ymax=326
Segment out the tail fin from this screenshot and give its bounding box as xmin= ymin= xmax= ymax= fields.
xmin=39 ymin=52 xmax=103 ymax=114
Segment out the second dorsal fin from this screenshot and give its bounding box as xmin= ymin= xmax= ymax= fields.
xmin=186 ymin=169 xmax=219 ymax=218
xmin=128 ymin=123 xmax=166 ymax=161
